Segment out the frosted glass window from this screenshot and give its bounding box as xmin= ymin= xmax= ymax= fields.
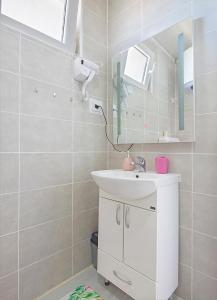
xmin=124 ymin=47 xmax=149 ymax=83
xmin=1 ymin=0 xmax=67 ymax=41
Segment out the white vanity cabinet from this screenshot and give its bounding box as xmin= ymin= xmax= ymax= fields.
xmin=96 ymin=179 xmax=179 ymax=300
xmin=99 ymin=198 xmax=157 ymax=280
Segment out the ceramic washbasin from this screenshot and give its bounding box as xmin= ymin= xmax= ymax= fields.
xmin=91 ymin=170 xmax=180 ymax=201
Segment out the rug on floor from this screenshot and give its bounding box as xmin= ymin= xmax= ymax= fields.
xmin=68 ymin=285 xmax=104 ymax=300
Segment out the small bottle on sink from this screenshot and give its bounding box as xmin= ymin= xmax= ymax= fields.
xmin=122 ymin=151 xmax=135 ymax=171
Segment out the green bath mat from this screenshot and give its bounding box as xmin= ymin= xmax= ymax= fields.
xmin=68 ymin=285 xmax=103 ymax=300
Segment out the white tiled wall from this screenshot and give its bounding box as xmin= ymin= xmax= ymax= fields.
xmin=1 ymin=1 xmax=217 ymax=300
xmin=107 ymin=1 xmax=217 ymax=300
xmin=0 ymin=1 xmax=107 ymax=299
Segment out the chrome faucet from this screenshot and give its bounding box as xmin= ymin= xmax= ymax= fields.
xmin=132 ymin=156 xmax=146 ymax=172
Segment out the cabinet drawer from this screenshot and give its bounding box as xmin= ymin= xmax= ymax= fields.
xmin=98 ymin=250 xmax=156 ymax=300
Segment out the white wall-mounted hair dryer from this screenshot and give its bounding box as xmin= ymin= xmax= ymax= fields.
xmin=73 ymin=57 xmax=100 ymax=101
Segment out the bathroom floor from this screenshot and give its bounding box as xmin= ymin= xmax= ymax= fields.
xmin=38 ymin=266 xmax=133 ymax=300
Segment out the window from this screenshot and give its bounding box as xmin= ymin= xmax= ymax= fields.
xmin=124 ymin=46 xmax=150 ymax=84
xmin=0 ymin=0 xmax=79 ymax=51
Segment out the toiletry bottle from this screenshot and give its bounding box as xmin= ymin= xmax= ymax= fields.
xmin=155 ymin=156 xmax=169 ymax=174
xmin=122 ymin=151 xmax=135 ymax=171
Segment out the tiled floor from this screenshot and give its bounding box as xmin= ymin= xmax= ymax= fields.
xmin=38 ymin=266 xmax=133 ymax=300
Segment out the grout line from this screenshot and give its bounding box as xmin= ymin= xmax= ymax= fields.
xmin=0 ymin=230 xmax=18 ymax=239
xmin=192 ymin=230 xmax=217 ymax=240
xmin=17 ymin=31 xmax=22 ymax=300
xmin=191 ymin=138 xmax=194 ymax=300
xmin=71 ymin=93 xmax=74 ymax=276
xmin=192 ymin=191 xmax=217 ymax=198
xmin=19 ymin=246 xmax=73 ymax=273
xmin=0 ymin=111 xmax=106 ymax=125
xmin=0 ymin=270 xmax=18 ymax=282
xmin=0 ymin=151 xmax=108 ymax=154
xmin=19 ymin=214 xmax=72 ymax=233
xmin=72 ymin=237 xmax=92 ymax=248
xmin=83 ymin=4 xmax=107 ymax=23
xmin=195 ymin=68 xmax=217 ymax=77
xmin=106 ymin=0 xmax=109 ymax=170
xmin=0 ymin=179 xmax=98 ymax=198
xmin=0 ymin=68 xmax=76 ymax=92
xmin=193 ymin=270 xmax=217 ymax=282
xmin=196 ymin=111 xmax=217 ymax=116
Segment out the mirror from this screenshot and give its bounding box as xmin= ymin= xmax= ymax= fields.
xmin=112 ymin=18 xmax=195 ymax=144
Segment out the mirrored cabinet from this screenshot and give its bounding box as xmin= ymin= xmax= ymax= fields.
xmin=112 ymin=18 xmax=195 ymax=144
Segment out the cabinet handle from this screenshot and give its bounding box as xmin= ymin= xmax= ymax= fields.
xmin=125 ymin=206 xmax=130 ymax=229
xmin=116 ymin=204 xmax=121 ymax=225
xmin=113 ymin=270 xmax=132 ymax=285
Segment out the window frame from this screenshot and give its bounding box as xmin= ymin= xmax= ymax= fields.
xmin=123 ymin=46 xmax=151 ymax=88
xmin=0 ymin=0 xmax=79 ymax=53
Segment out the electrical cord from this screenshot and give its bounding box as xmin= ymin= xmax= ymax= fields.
xmin=95 ymin=104 xmax=134 ymax=153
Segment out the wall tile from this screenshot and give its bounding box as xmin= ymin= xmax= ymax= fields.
xmin=0 ymin=71 xmax=19 ymax=113
xmin=193 ymin=232 xmax=217 ymax=279
xmin=0 ymin=272 xmax=18 ymax=300
xmin=19 ymin=248 xmax=72 ymax=300
xmin=20 ymin=153 xmax=72 ymax=191
xmin=179 ymin=190 xmax=192 ymax=229
xmin=73 ymin=152 xmax=107 ymax=182
xmin=20 ymin=216 xmax=72 ymax=268
xmin=0 ymin=112 xmax=19 ymax=152
xmin=20 ymin=115 xmax=72 ymax=152
xmin=82 ymin=6 xmax=107 ymax=46
xmin=73 ymin=208 xmax=98 ymax=244
xmin=0 ymin=154 xmax=19 ymax=194
xmin=142 ymin=142 xmax=192 ymax=154
xmin=21 ymin=37 xmax=72 ymax=88
xmin=195 ymin=29 xmax=217 ymax=75
xmin=165 ymin=154 xmax=192 ymax=191
xmin=20 ymin=77 xmax=73 ymax=120
xmin=142 ymin=0 xmax=190 ymax=29
xmin=109 ymin=1 xmax=141 ymax=46
xmin=193 ymin=0 xmax=217 ymax=21
xmin=179 ymin=228 xmax=192 ymax=267
xmin=83 ymin=0 xmax=107 ymax=19
xmin=73 ymin=181 xmax=99 ymax=213
xmin=175 ymin=264 xmax=192 ymax=300
xmin=0 ymin=233 xmax=18 ymax=277
xmin=193 ymin=193 xmax=217 ymax=237
xmin=193 ymin=155 xmax=217 ymax=195
xmin=73 ymin=239 xmax=91 ymax=275
xmin=194 ymin=12 xmax=217 ymax=42
xmin=72 ymin=94 xmax=106 ymax=126
xmin=195 ymin=72 xmax=217 ymax=114
xmin=108 ymin=152 xmax=126 ymax=169
xmin=0 ymin=26 xmax=19 ymax=72
xmin=193 ymin=271 xmax=217 ymax=300
xmin=73 ymin=123 xmax=106 ymax=152
xmin=108 ymin=0 xmax=136 ymax=21
xmin=0 ymin=193 xmax=18 ymax=236
xmin=195 ymin=113 xmax=217 ymax=153
xmin=88 ymin=72 xmax=107 ymax=100
xmin=82 ymin=35 xmax=107 ymax=73
xmin=20 ymin=185 xmax=72 ymax=229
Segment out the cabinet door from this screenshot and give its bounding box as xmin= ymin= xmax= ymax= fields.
xmin=124 ymin=205 xmax=157 ymax=280
xmin=98 ymin=198 xmax=123 ymax=261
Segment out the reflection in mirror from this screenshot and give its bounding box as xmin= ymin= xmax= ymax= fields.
xmin=112 ymin=18 xmax=195 ymax=144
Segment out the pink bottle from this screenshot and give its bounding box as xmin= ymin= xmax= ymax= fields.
xmin=122 ymin=151 xmax=135 ymax=171
xmin=155 ymin=156 xmax=169 ymax=174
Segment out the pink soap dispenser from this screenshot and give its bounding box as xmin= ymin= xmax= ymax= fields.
xmin=155 ymin=156 xmax=169 ymax=174
xmin=122 ymin=151 xmax=135 ymax=171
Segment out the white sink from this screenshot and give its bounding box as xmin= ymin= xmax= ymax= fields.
xmin=91 ymin=170 xmax=180 ymax=200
